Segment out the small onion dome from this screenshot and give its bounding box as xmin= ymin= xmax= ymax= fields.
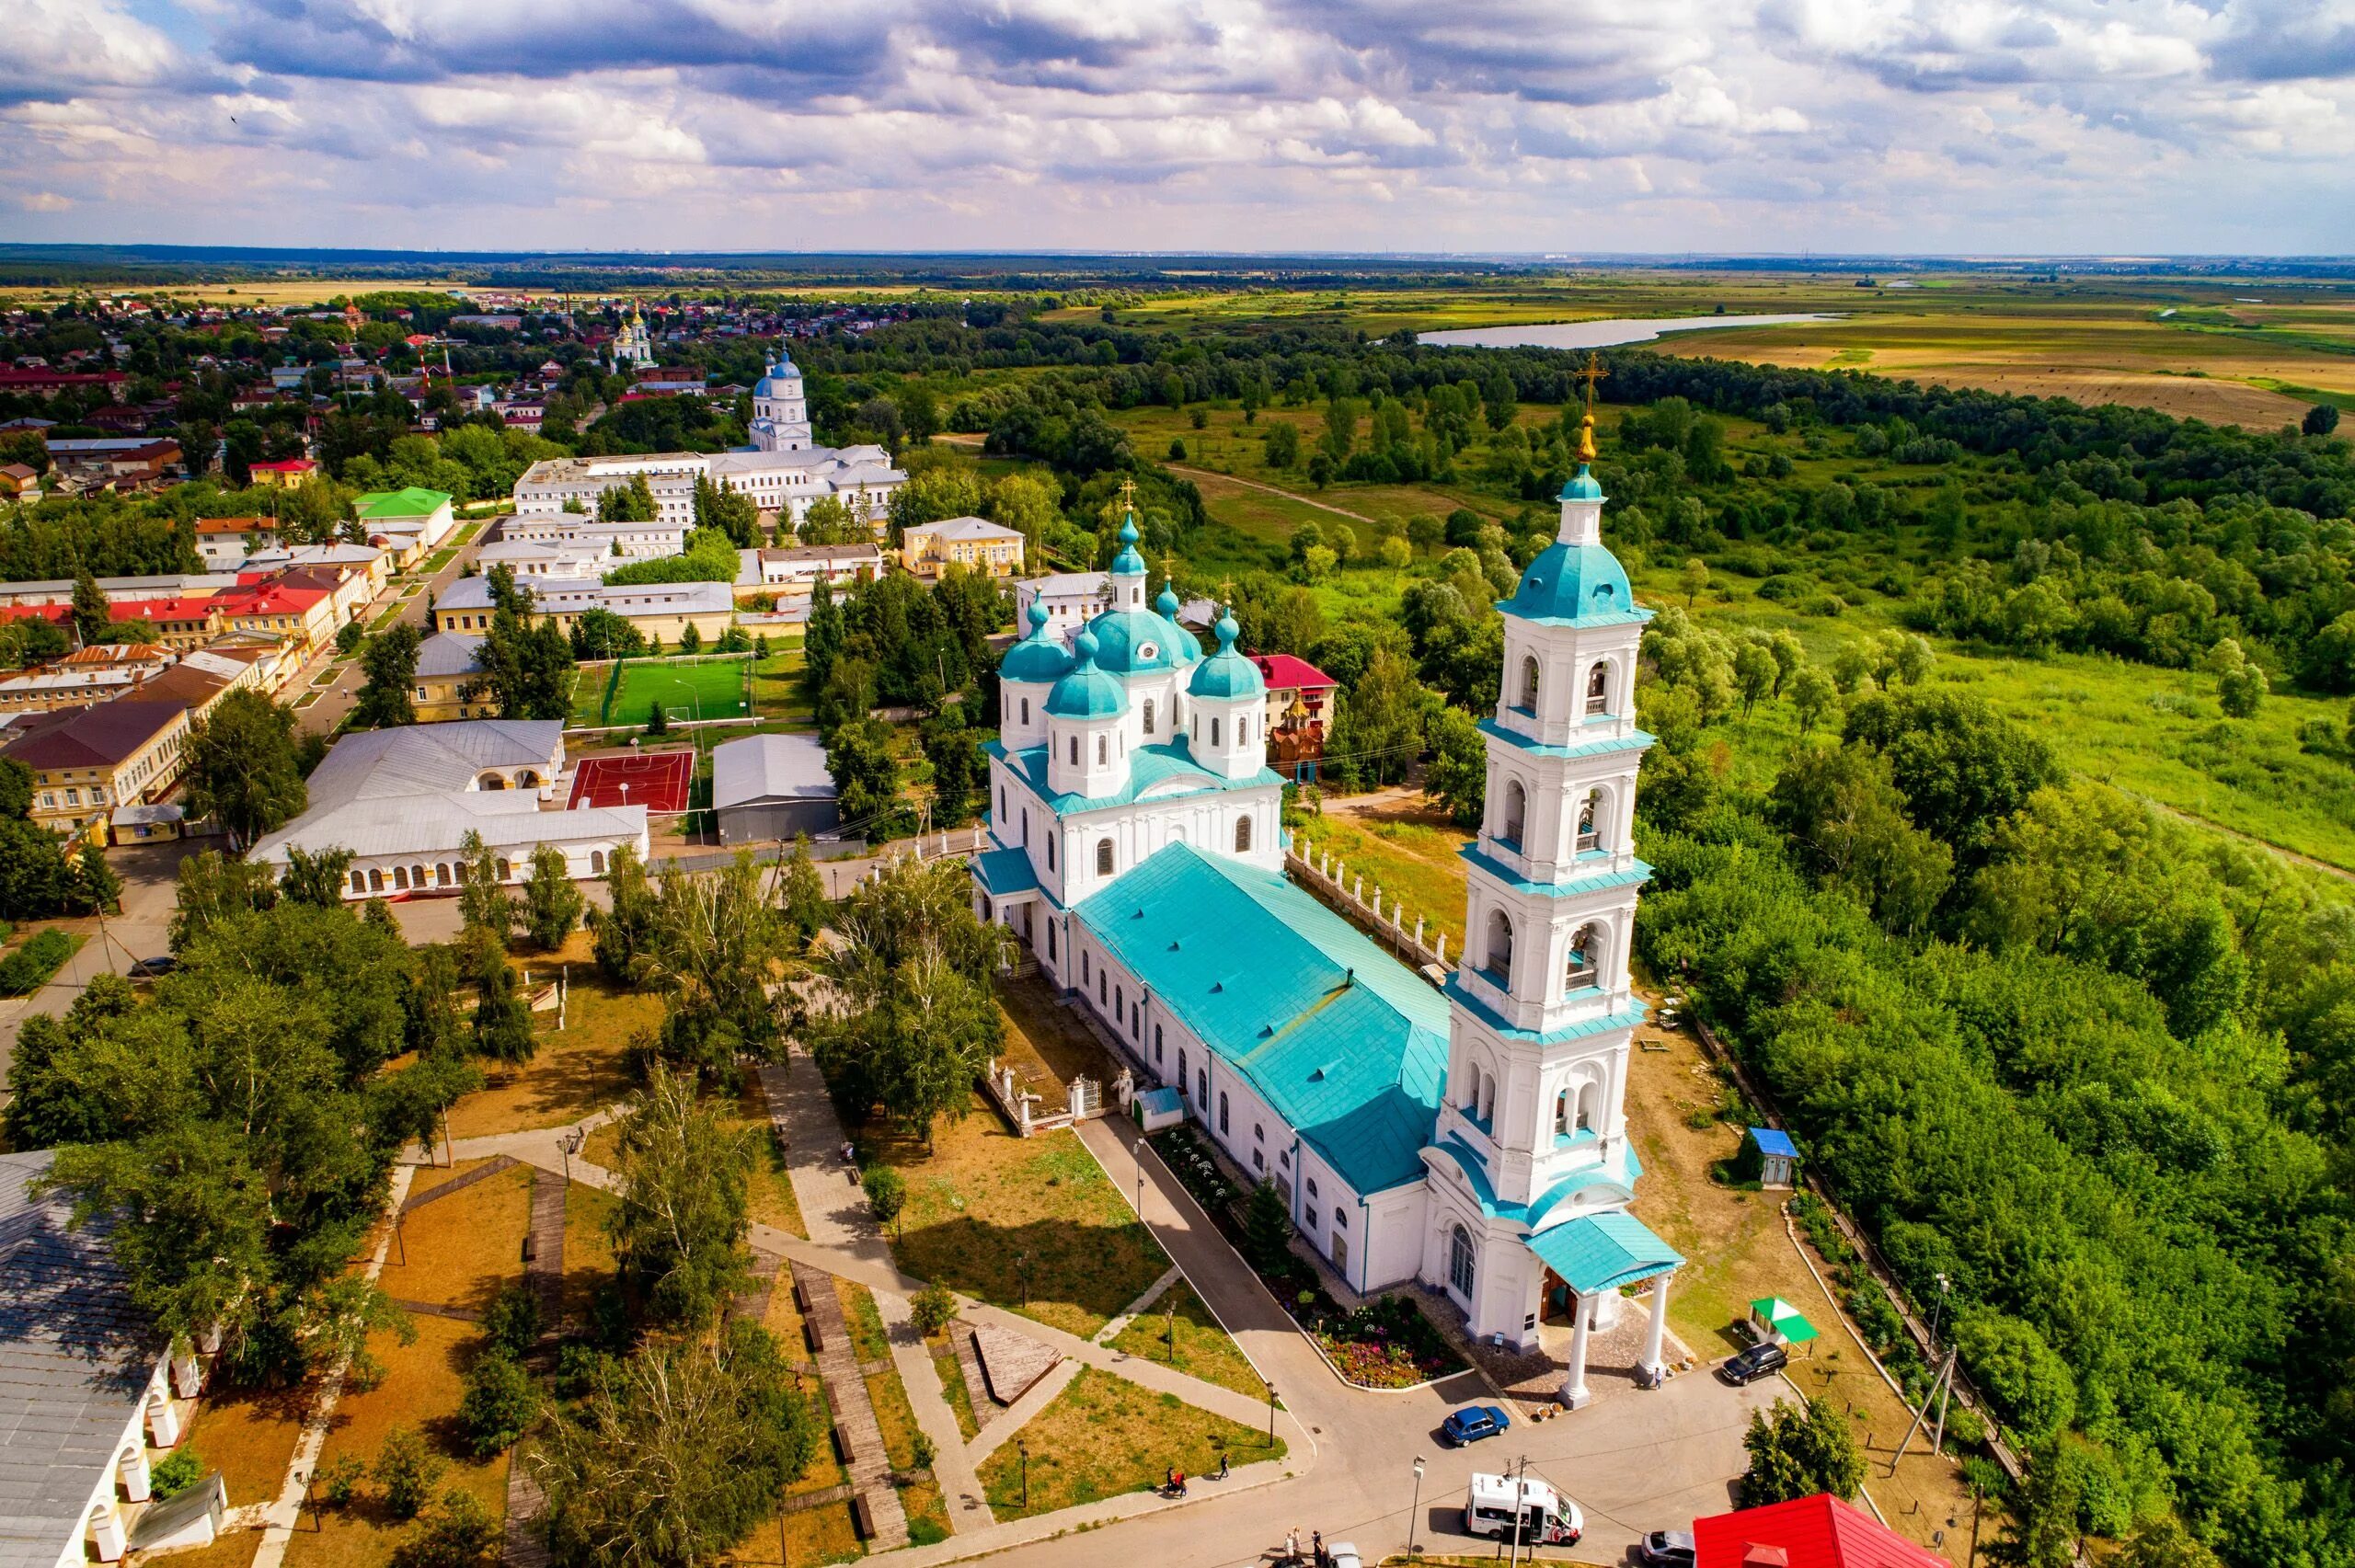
xmin=1045 ymin=628 xmax=1126 ymax=719
xmin=1559 ymin=463 xmax=1603 ymax=502
xmin=1156 ymin=581 xmax=1202 ymax=663
xmin=1187 ymin=609 xmax=1265 ymax=700
xmin=999 ymin=598 xmax=1074 ymax=683
xmin=1110 ymin=512 xmax=1149 ymax=578
xmin=1502 ymin=539 xmax=1634 ymax=624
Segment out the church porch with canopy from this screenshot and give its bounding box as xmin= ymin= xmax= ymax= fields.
xmin=1526 ymin=1211 xmax=1684 ymax=1408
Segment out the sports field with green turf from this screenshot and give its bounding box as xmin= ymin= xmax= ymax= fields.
xmin=573 ymin=654 xmax=752 ymax=727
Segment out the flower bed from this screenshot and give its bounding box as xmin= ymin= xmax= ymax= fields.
xmin=1147 ymin=1123 xmax=1465 ymax=1389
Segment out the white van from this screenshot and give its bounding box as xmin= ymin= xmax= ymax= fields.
xmin=1464 ymin=1472 xmax=1584 ymax=1544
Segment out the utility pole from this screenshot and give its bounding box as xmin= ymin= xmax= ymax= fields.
xmin=1890 ymin=1348 xmax=1958 ymax=1473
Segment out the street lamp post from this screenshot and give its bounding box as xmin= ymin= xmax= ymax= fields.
xmin=1018 ymin=1439 xmax=1029 ymax=1512
xmin=1930 ymin=1272 xmax=1952 ymax=1351
xmin=1407 ymin=1456 xmax=1425 ymax=1562
xmin=1266 ymin=1381 xmax=1278 ymax=1444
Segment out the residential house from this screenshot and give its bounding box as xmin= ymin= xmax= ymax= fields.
xmin=352 ymin=487 xmax=456 ymax=565
xmin=193 ymin=517 xmax=280 ymax=571
xmin=432 ymin=576 xmax=732 ymax=646
xmin=0 ymin=463 xmax=39 ymax=498
xmin=109 ymin=598 xmax=224 ymax=652
xmin=43 ymin=439 xmax=182 ymax=491
xmin=0 ymin=367 xmax=128 ymax=400
xmin=899 ymin=516 xmax=1026 ymax=580
xmin=410 ymin=633 xmax=488 ymax=721
xmin=1248 ymin=653 xmax=1338 ymax=781
xmin=2 ymin=699 xmax=200 ymax=842
xmin=245 ymin=458 xmax=318 ymax=487
xmin=1013 ymin=572 xmax=1109 ymax=639
xmin=731 ymin=544 xmax=884 ymax=601
xmin=496 ymin=513 xmax=690 ymax=562
xmin=212 ymin=580 xmax=336 ymax=658
xmin=1692 ymin=1494 xmax=1947 ymax=1568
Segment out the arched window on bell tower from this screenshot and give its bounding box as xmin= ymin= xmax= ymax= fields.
xmin=1484 ymin=910 xmax=1515 ymax=990
xmin=1585 ymin=659 xmax=1610 ymax=715
xmin=1500 ymin=780 xmax=1526 ymax=849
xmin=1576 ymin=790 xmax=1601 ymax=854
xmin=1517 ymin=655 xmax=1540 ymax=715
xmin=1565 ymin=923 xmax=1601 ymax=992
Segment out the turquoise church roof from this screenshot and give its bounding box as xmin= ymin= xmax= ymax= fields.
xmin=1000 ymin=599 xmax=1075 ymax=684
xmin=1109 ymin=512 xmax=1149 ymax=578
xmin=1500 ymin=539 xmax=1646 ymax=627
xmin=1044 ymin=630 xmax=1125 ymax=720
xmin=1077 ymin=842 xmax=1448 ymax=1196
xmin=1188 ymin=609 xmax=1264 ymax=700
xmin=1559 ymin=464 xmax=1604 ymax=502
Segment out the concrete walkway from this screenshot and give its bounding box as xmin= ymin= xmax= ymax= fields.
xmin=874 ymin=1288 xmax=995 ymax=1528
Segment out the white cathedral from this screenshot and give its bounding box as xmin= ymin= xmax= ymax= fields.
xmin=971 ymin=423 xmax=1683 ymax=1402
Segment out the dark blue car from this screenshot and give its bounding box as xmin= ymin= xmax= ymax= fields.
xmin=1441 ymin=1404 xmax=1511 ymax=1447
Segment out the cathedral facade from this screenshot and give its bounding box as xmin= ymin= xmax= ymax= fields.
xmin=971 ymin=436 xmax=1682 ymax=1402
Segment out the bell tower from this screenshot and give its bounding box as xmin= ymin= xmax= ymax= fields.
xmin=1439 ymin=359 xmax=1655 ymax=1217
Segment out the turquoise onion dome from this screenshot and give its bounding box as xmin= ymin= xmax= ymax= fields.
xmin=1187 ymin=609 xmax=1264 ymax=700
xmin=1501 ymin=538 xmax=1636 ymax=624
xmin=1045 ymin=628 xmax=1126 ymax=719
xmin=999 ymin=598 xmax=1074 ymax=684
xmin=1155 ymin=581 xmax=1202 ymax=663
xmin=1559 ymin=464 xmax=1604 ymax=502
xmin=1109 ymin=512 xmax=1149 ymax=578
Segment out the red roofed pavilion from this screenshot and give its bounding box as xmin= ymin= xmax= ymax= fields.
xmin=1694 ymin=1494 xmax=1948 ymax=1568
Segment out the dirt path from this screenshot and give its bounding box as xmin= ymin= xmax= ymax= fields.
xmin=1166 ymin=463 xmax=1387 ymax=529
xmin=2129 ymin=792 xmax=2355 ymax=884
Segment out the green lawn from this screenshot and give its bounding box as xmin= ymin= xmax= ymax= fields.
xmin=976 ymin=1368 xmax=1280 ymax=1519
xmin=1107 ymin=1281 xmax=1268 ymax=1402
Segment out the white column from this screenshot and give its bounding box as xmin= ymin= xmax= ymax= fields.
xmin=146 ymin=1391 xmax=179 ymax=1448
xmin=89 ymin=1503 xmax=126 ymax=1562
xmin=119 ymin=1446 xmax=151 ymax=1504
xmin=1561 ymin=1294 xmax=1592 ymax=1409
xmin=1641 ymin=1272 xmax=1672 ymax=1381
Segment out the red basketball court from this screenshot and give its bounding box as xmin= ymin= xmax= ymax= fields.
xmin=566 ymin=748 xmax=694 ymax=814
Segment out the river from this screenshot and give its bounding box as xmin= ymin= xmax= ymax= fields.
xmin=1419 ymin=314 xmax=1835 ymax=350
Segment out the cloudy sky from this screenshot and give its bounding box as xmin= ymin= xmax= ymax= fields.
xmin=2 ymin=0 xmax=2350 ymax=255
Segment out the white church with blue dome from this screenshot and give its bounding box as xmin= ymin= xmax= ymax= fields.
xmin=971 ymin=417 xmax=1687 ymax=1403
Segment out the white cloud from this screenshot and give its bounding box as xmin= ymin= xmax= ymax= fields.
xmin=0 ymin=0 xmax=2345 ymax=251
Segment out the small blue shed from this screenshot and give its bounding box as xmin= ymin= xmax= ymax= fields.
xmin=1743 ymin=1127 xmax=1799 ymax=1188
xmin=1132 ymin=1085 xmax=1185 ymax=1133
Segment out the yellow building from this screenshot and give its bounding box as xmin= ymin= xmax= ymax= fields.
xmin=433 ymin=578 xmax=734 ymax=647
xmin=411 ymin=633 xmax=492 ymax=722
xmin=900 ymin=516 xmax=1026 ymax=580
xmin=3 ymin=699 xmax=196 ymax=842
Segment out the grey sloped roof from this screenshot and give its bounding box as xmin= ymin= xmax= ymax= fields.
xmin=414 ymin=634 xmax=486 ymax=679
xmin=0 ymin=1150 xmax=157 ymax=1568
xmin=712 ymin=733 xmax=835 ymax=811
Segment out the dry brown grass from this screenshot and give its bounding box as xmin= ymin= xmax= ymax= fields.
xmin=442 ymin=965 xmax=650 ymax=1140
xmin=993 ymin=973 xmax=1120 ymax=1087
xmin=284 ymin=1317 xmax=509 ymax=1568
xmin=1108 ymin=1280 xmax=1268 ymax=1403
xmin=383 ymin=1163 xmax=533 ymax=1314
xmin=1626 ymin=1018 xmax=1977 ymax=1550
xmin=976 ymin=1367 xmax=1279 ymax=1520
xmin=148 ymin=1530 xmax=264 ymax=1568
xmin=560 ymin=1183 xmax=619 ymax=1324
xmin=178 ymin=1383 xmax=312 ymax=1510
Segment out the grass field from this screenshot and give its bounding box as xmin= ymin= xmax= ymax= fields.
xmin=571 ymin=653 xmax=753 ymax=727
xmin=976 ymin=1367 xmax=1281 ymax=1519
xmin=1107 ymin=1281 xmax=1268 ymax=1402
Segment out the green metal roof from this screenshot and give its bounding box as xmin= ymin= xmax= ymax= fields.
xmin=354 ymin=486 xmax=452 ymax=519
xmin=988 ymin=738 xmax=1281 ymax=818
xmin=1526 ymin=1210 xmax=1683 ymax=1295
xmin=1075 ymin=842 xmax=1448 ymax=1196
xmin=1750 ymin=1298 xmax=1821 ymax=1344
xmin=972 ymin=845 xmax=1040 ymax=897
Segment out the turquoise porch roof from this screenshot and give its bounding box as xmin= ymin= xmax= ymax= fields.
xmin=1526 ymin=1210 xmax=1683 ymax=1295
xmin=972 ymin=846 xmax=1040 ymax=898
xmin=1075 ymin=842 xmax=1448 ymax=1196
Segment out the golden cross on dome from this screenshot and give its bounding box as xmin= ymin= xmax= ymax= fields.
xmin=1118 ymin=476 xmax=1137 ymax=514
xmin=1576 ymin=352 xmax=1609 ymax=415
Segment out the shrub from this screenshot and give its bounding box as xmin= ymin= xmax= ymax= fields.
xmin=459 ymin=1348 xmax=541 ymax=1457
xmin=373 ymin=1426 xmax=444 ymax=1520
xmin=480 ymin=1284 xmax=542 ymax=1357
xmin=0 ymin=929 xmax=76 ymax=995
xmin=391 ymin=1488 xmax=501 ymax=1568
xmin=318 ymin=1452 xmax=367 ymax=1509
xmin=910 ymin=1283 xmax=959 ymax=1339
xmin=150 ymin=1447 xmax=205 ymax=1500
xmin=862 ymin=1166 xmax=908 ymax=1236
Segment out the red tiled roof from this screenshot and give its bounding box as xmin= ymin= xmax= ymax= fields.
xmin=112 ymin=598 xmax=223 ymax=624
xmin=0 ymin=604 xmax=73 ymax=625
xmin=216 ymin=584 xmax=330 ymax=615
xmin=1249 ymin=653 xmax=1337 ymax=692
xmin=194 ymin=516 xmax=270 ymax=533
xmin=0 ymin=368 xmax=126 ymax=389
xmin=248 ymin=459 xmax=316 ymax=475
xmin=1694 ymin=1495 xmax=1948 ymax=1568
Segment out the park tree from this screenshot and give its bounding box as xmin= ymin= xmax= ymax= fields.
xmin=569 ymin=607 xmax=647 ymax=662
xmin=778 ymin=837 xmax=830 ymax=944
xmin=596 ymin=475 xmax=656 ymax=522
xmin=184 ymin=689 xmax=308 ymax=851
xmin=637 ymin=853 xmax=794 ymax=1074
xmin=589 ymin=843 xmax=657 ymax=983
xmin=170 ymin=850 xmax=280 ymax=950
xmin=457 ymin=1348 xmax=540 ymax=1458
xmin=989 ymin=472 xmax=1059 ymax=565
xmin=825 ymin=715 xmax=904 ymax=837
xmin=862 ymin=1166 xmax=907 ymax=1236
xmin=72 ymin=842 xmax=121 ymax=915
xmin=807 ymin=856 xmax=1007 ymax=1146
xmin=797 ymin=494 xmax=867 ymax=545
xmin=606 ymin=1061 xmax=758 ymax=1327
xmin=533 ymin=1322 xmax=816 ymax=1568
xmin=455 ymin=830 xmax=512 ymax=955
xmin=1740 ymin=1396 xmax=1864 ymax=1506
xmin=692 ymin=475 xmax=760 ymax=547
xmin=281 ymin=844 xmax=356 ymax=909
xmin=1322 ymin=647 xmax=1429 ymax=790
xmin=71 ymin=569 xmax=112 ymax=646
xmin=471 ymin=950 xmax=536 ymax=1063
xmin=1243 ymin=1179 xmax=1293 ymax=1274
xmin=911 ymin=1283 xmax=958 ymax=1339
xmin=1421 ymin=704 xmax=1487 ymax=829
xmin=354 ymin=622 xmax=423 ymax=728
xmin=521 ymin=842 xmax=584 ymax=951
xmin=919 ymin=706 xmax=984 ymax=824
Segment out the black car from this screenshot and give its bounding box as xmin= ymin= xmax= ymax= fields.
xmin=1719 ymin=1341 xmax=1789 ymax=1385
xmin=126 ymin=956 xmax=178 ymax=980
xmin=1640 ymin=1529 xmax=1697 ymax=1567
